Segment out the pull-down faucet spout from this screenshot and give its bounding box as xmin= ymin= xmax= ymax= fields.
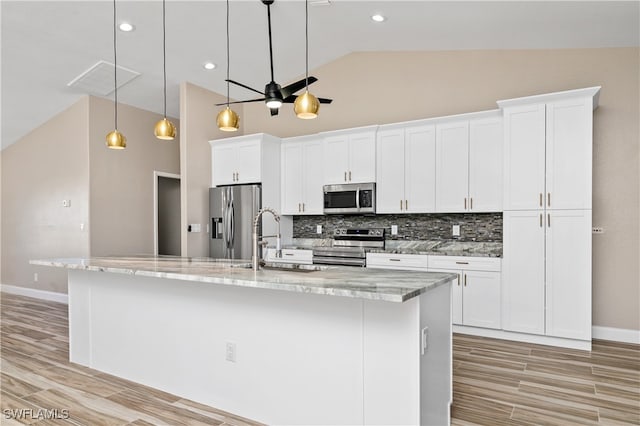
xmin=252 ymin=207 xmax=281 ymax=271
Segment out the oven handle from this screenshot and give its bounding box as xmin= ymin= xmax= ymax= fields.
xmin=356 ymin=188 xmax=360 ymax=210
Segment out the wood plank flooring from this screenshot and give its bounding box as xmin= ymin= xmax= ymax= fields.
xmin=2 ymin=292 xmax=639 ymax=425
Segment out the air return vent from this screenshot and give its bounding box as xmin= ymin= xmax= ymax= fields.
xmin=67 ymin=60 xmax=140 ymax=96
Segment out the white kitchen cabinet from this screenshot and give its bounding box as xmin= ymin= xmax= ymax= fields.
xmin=376 ymin=124 xmax=436 ymax=213
xmin=428 ymin=256 xmax=502 ymax=330
xmin=281 ymin=136 xmax=323 ymax=215
xmin=502 ymin=96 xmax=594 ymax=211
xmin=435 ymin=114 xmax=503 ymax=213
xmin=322 ymin=126 xmax=377 ymax=184
xmin=436 ymin=121 xmax=469 ymax=212
xmin=265 ymin=248 xmax=313 ymax=265
xmin=545 ymin=210 xmax=592 ymax=340
xmin=366 ymin=253 xmax=430 ymax=271
xmin=210 ymin=134 xmax=277 ymax=186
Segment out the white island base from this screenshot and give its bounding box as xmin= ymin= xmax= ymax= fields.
xmin=67 ymin=268 xmax=451 ymax=425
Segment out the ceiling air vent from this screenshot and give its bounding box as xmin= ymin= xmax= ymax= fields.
xmin=67 ymin=60 xmax=140 ymax=96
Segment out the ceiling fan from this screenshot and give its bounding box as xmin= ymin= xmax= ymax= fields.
xmin=216 ymin=0 xmax=332 ymax=116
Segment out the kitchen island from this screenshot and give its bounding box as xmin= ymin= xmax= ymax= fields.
xmin=31 ymin=256 xmax=455 ymax=426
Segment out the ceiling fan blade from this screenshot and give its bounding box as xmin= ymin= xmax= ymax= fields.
xmin=270 ymin=107 xmax=279 ymax=116
xmin=281 ymin=76 xmax=318 ymax=99
xmin=282 ymin=95 xmax=297 ymax=104
xmin=215 ymin=98 xmax=266 ymax=106
xmin=226 ymin=79 xmax=265 ymax=96
xmin=318 ymin=98 xmax=333 ymax=104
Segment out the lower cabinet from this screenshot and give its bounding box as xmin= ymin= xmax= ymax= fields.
xmin=366 ymin=253 xmax=502 ymax=330
xmin=265 ymin=248 xmax=313 ymax=265
xmin=429 ymin=256 xmax=502 ymax=330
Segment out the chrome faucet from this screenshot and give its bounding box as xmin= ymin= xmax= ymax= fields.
xmin=252 ymin=207 xmax=282 ymax=271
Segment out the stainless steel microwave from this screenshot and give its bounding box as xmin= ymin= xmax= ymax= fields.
xmin=323 ymin=183 xmax=376 ymax=214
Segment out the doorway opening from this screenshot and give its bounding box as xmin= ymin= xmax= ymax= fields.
xmin=154 ymin=171 xmax=181 ymax=256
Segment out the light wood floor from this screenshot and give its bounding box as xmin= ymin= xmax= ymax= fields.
xmin=1 ymin=293 xmax=639 ymax=425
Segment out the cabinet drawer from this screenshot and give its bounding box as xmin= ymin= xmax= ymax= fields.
xmin=366 ymin=253 xmax=429 ymax=270
xmin=428 ymin=255 xmax=501 ymax=272
xmin=265 ymin=249 xmax=313 ymax=264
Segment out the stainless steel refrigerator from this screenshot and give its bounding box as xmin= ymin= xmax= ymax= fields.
xmin=209 ymin=184 xmax=261 ymax=260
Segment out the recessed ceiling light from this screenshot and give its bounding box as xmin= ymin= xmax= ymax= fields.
xmin=203 ymin=62 xmax=216 ymax=70
xmin=371 ymin=14 xmax=385 ymax=23
xmin=119 ymin=22 xmax=135 ymax=32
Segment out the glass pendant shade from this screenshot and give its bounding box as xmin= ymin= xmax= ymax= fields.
xmin=106 ymin=129 xmax=127 ymax=149
xmin=154 ymin=117 xmax=176 ymax=140
xmin=217 ymin=106 xmax=239 ymax=132
xmin=294 ymin=90 xmax=319 ymax=119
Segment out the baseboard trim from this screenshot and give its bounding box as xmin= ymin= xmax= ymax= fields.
xmin=1 ymin=284 xmax=68 ymax=305
xmin=453 ymin=325 xmax=592 ymax=351
xmin=592 ymin=326 xmax=640 ymax=345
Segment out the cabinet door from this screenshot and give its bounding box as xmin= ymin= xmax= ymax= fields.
xmin=436 ymin=121 xmax=469 ymax=212
xmin=405 ymin=125 xmax=436 ymax=213
xmin=546 ymin=98 xmax=592 ymax=210
xmin=462 ymin=270 xmax=501 ymax=329
xmin=376 ymin=129 xmax=405 ymax=213
xmin=503 ymin=210 xmax=545 ymax=335
xmin=430 ymin=268 xmax=462 ymax=325
xmin=348 ymin=131 xmax=377 ymax=183
xmin=503 ymin=104 xmax=546 ymax=210
xmin=235 ymin=141 xmax=261 ymax=184
xmin=469 ymin=117 xmax=503 ymax=212
xmin=212 ymin=144 xmax=237 ymax=186
xmin=281 ymin=143 xmax=303 ymax=215
xmin=323 ymin=135 xmax=350 ymax=184
xmin=301 ymin=141 xmax=324 ymax=214
xmin=545 ymin=210 xmax=592 ymax=340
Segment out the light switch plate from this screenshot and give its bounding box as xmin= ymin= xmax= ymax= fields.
xmin=391 ymin=225 xmax=398 ymax=235
xmin=316 ymin=225 xmax=322 ymax=234
xmin=452 ymin=225 xmax=460 ymax=237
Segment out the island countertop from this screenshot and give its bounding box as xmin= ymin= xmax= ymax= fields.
xmin=30 ymin=255 xmax=456 ymax=303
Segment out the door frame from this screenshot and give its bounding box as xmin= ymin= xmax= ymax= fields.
xmin=154 ymin=171 xmax=181 ymax=256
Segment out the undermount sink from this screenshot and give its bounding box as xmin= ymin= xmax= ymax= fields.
xmin=231 ymin=262 xmax=327 ymax=273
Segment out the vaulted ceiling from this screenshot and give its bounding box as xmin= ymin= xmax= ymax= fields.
xmin=2 ymin=1 xmax=638 ymax=149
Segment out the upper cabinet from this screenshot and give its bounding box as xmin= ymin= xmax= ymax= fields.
xmin=376 ymin=124 xmax=436 ymax=213
xmin=281 ymin=135 xmax=324 ymax=215
xmin=435 ymin=113 xmax=503 ymax=213
xmin=501 ymin=89 xmax=597 ymax=211
xmin=322 ymin=126 xmax=377 ymax=184
xmin=209 ymin=133 xmax=281 ymax=187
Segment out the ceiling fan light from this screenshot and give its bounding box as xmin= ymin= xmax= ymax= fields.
xmin=294 ymin=90 xmax=319 ymax=119
xmin=106 ymin=129 xmax=127 ymax=149
xmin=266 ymin=99 xmax=283 ymax=109
xmin=217 ymin=106 xmax=239 ymax=132
xmin=154 ymin=117 xmax=176 ymax=140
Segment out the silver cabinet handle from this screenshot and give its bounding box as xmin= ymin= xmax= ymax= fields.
xmin=457 ymin=274 xmax=461 ymax=286
xmin=285 ymin=253 xmax=294 ymax=256
xmin=470 ymin=198 xmax=473 ymax=210
xmin=539 ymin=193 xmax=543 ymax=207
xmin=548 ymin=192 xmax=551 ymax=207
xmin=540 ymin=213 xmax=543 ymax=228
xmin=464 ymin=274 xmax=467 ymax=287
xmin=548 ymin=213 xmax=551 ymax=228
xmin=464 ymin=198 xmax=467 ymax=210
xmin=455 ymin=261 xmax=469 ymax=265
xmin=400 ymin=200 xmax=403 ymax=210
xmin=405 ymin=200 xmax=408 ymax=210
xmin=302 ymin=203 xmax=305 ymax=212
xmin=389 ymin=259 xmax=401 ymax=262
xmin=349 ymin=171 xmax=352 ymax=181
xmin=298 ymin=203 xmax=301 ymax=212
xmin=344 ymin=171 xmax=347 ymax=182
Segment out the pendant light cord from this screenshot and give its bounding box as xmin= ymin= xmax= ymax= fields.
xmin=113 ymin=0 xmax=118 ymax=129
xmin=162 ymin=0 xmax=167 ymax=118
xmin=267 ymin=3 xmax=275 ymax=82
xmin=226 ymin=0 xmax=230 ymax=106
xmin=305 ymin=0 xmax=309 ymax=89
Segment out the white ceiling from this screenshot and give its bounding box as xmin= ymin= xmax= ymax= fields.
xmin=2 ymin=1 xmax=638 ymax=150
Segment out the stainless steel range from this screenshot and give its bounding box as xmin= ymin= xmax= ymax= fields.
xmin=312 ymin=228 xmax=385 ymax=267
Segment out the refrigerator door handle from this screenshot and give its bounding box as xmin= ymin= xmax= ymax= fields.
xmin=229 ymin=200 xmax=235 ymax=248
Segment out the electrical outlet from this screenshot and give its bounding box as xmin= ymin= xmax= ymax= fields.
xmin=452 ymin=225 xmax=460 ymax=237
xmin=391 ymin=225 xmax=398 ymax=235
xmin=592 ymin=227 xmax=605 ymax=234
xmin=225 ymin=342 xmax=236 ymax=363
xmin=34 ymin=273 xmax=38 ymax=282
xmin=62 ymin=199 xmax=70 ymax=207
xmin=316 ymin=225 xmax=322 ymax=234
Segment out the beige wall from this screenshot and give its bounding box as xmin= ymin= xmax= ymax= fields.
xmin=179 ymin=82 xmax=244 ymax=257
xmin=1 ymin=97 xmax=91 ymax=293
xmin=240 ymin=48 xmax=639 ymax=331
xmin=88 ymin=96 xmax=180 ymax=256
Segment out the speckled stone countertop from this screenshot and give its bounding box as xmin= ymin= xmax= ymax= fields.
xmin=30 ymin=256 xmax=456 ymax=303
xmin=287 ymin=239 xmax=502 ymax=257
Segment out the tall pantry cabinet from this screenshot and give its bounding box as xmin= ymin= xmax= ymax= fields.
xmin=499 ymin=87 xmax=600 ymax=345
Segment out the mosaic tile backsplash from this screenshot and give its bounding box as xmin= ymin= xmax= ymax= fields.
xmin=293 ymin=213 xmax=503 ymax=243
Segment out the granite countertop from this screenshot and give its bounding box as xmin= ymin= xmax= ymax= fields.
xmin=287 ymin=239 xmax=502 ymax=257
xmin=30 ymin=256 xmax=456 ymax=303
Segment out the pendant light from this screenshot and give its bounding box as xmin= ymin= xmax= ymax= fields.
xmin=106 ymin=0 xmax=126 ymax=149
xmin=294 ymin=0 xmax=320 ymax=119
xmin=154 ymin=0 xmax=176 ymax=140
xmin=216 ymin=0 xmax=239 ymax=132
